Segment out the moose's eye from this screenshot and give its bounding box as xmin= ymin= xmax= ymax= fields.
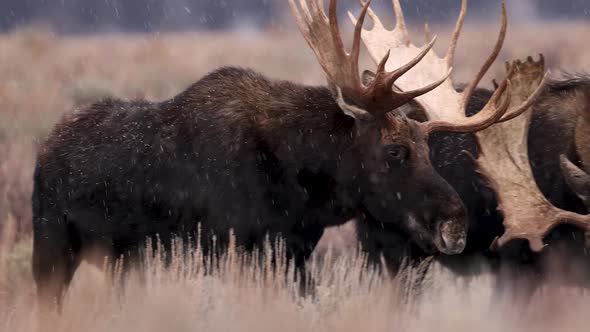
xmin=387 ymin=145 xmax=409 ymax=163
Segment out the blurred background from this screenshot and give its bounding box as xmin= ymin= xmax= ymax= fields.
xmin=0 ymin=0 xmax=588 ymax=33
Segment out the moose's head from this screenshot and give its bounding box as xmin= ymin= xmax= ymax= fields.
xmin=289 ymin=0 xmax=522 ymax=254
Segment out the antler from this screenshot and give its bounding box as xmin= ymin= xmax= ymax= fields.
xmin=288 ymin=0 xmax=451 ymax=119
xmin=468 ymin=56 xmax=590 ymax=252
xmin=350 ymin=0 xmax=541 ymax=134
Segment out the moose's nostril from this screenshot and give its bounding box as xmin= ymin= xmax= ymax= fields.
xmin=439 ymin=220 xmax=467 ymax=254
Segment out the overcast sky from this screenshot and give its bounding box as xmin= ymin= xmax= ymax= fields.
xmin=1 ymin=0 xmax=588 ymax=33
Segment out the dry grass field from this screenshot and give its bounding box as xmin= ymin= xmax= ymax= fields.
xmin=1 ymin=19 xmax=590 ymax=331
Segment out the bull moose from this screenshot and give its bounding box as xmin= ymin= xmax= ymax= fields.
xmin=353 ymin=0 xmax=590 ymax=293
xmin=32 ymin=0 xmax=532 ymax=307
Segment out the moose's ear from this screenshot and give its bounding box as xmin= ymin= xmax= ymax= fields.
xmin=361 ymin=70 xmax=376 ymax=87
xmin=560 ymin=155 xmax=590 ymax=207
xmin=352 ymin=112 xmax=379 ymax=138
xmin=326 ymin=81 xmax=377 ymax=137
xmin=337 ymin=95 xmax=377 ymax=137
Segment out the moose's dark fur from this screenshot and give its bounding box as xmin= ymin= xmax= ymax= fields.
xmin=567 ymin=76 xmax=590 ymax=168
xmin=32 ymin=67 xmax=468 ymax=306
xmin=357 ymin=76 xmax=590 ymax=284
xmin=561 ymin=76 xmax=590 ymax=210
xmin=529 ymin=74 xmax=590 ymax=211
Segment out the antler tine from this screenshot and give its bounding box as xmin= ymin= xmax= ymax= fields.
xmin=315 ymin=0 xmax=328 ymax=20
xmin=420 ymin=77 xmax=512 ymax=135
xmin=364 ymin=35 xmax=451 ymax=115
xmin=354 ymin=0 xmax=383 ymax=28
xmin=498 ymin=55 xmax=548 ymax=123
xmin=461 ymin=0 xmax=507 ymax=111
xmin=328 ymin=0 xmax=347 ymax=58
xmin=384 ymin=36 xmax=439 ymax=87
xmin=350 ymin=0 xmax=373 ymax=75
xmin=376 ymin=50 xmax=391 ymax=74
xmin=308 ymin=0 xmax=320 ymax=17
xmin=498 ymin=71 xmax=550 ymax=123
xmin=497 ymin=210 xmax=590 ymax=252
xmin=297 ymin=0 xmax=313 ymax=23
xmin=424 ymin=23 xmax=432 ymax=44
xmin=289 ymin=0 xmax=308 ymax=31
xmin=469 ymin=77 xmax=513 ymax=129
xmin=289 ymin=0 xmax=372 ymax=97
xmin=392 ymin=0 xmax=409 ymax=44
xmin=395 ymin=68 xmax=453 ymax=104
xmin=445 ymin=0 xmax=467 ymax=66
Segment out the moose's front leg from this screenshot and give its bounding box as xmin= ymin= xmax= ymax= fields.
xmin=283 ymin=223 xmax=324 ymax=296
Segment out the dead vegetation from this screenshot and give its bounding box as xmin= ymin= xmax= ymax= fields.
xmin=1 ymin=21 xmax=590 ymax=331
xmin=2 ymin=235 xmax=590 ymax=332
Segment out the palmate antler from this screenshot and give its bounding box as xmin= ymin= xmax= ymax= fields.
xmin=473 ymin=56 xmax=590 ymax=252
xmin=350 ymin=0 xmax=540 ymax=134
xmin=288 ymin=0 xmax=450 ymax=119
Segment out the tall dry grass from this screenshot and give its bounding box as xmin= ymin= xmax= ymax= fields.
xmin=1 ymin=235 xmax=590 ymax=332
xmin=1 ymin=20 xmax=590 ymax=331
